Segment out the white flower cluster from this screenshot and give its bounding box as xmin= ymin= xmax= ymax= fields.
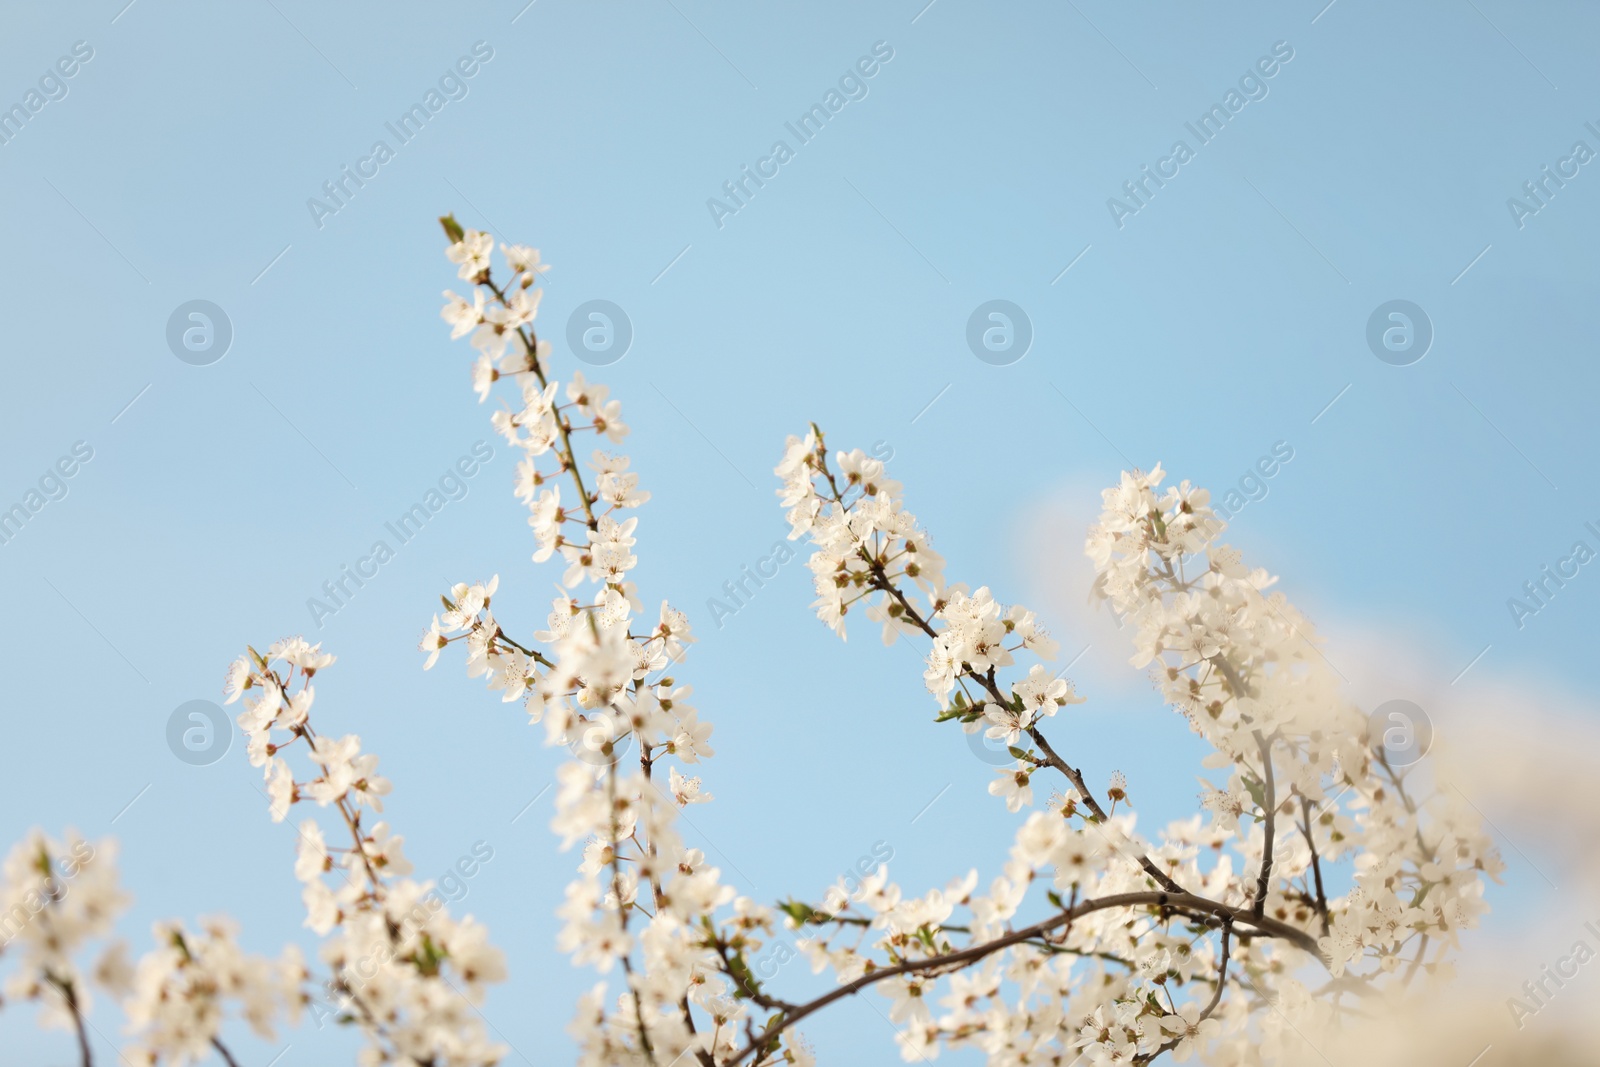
xmin=766 ymin=796 xmax=1302 ymax=1064
xmin=0 ymin=829 xmax=300 ymax=1066
xmin=775 ymin=433 xmax=939 ymax=639
xmin=769 ymin=442 xmax=1503 ymax=1063
xmin=1087 ymin=466 xmax=1502 ymax=981
xmin=226 ymin=636 xmax=509 ymax=1066
xmin=430 ymin=223 xmax=799 ymax=1066
xmin=0 ymin=216 xmax=1541 ymax=1067
xmin=0 ymin=829 xmax=127 ymax=1033
xmin=775 ymin=429 xmax=1084 ymax=814
xmin=120 ymin=917 xmax=306 ymax=1066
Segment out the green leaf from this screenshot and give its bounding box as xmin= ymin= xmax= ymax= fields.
xmin=439 ymin=214 xmax=465 ymax=243
xmin=1242 ymin=775 xmax=1266 ymax=811
xmin=778 ymin=900 xmax=816 ymax=925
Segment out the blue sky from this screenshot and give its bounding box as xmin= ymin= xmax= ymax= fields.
xmin=3 ymin=0 xmax=1599 ymax=1062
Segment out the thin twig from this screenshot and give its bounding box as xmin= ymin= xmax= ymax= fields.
xmin=211 ymin=1037 xmax=243 ymax=1067
xmin=725 ymin=892 xmax=1321 ymax=1067
xmin=47 ymin=975 xmax=94 ymax=1067
xmin=1134 ymin=919 xmax=1233 ymax=1066
xmin=1252 ymin=731 xmax=1276 ymax=920
xmin=808 ymin=435 xmax=1186 ymax=895
xmin=1300 ymin=794 xmax=1330 ymax=935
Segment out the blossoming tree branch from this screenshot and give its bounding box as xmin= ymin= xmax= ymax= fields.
xmin=0 ymin=219 xmax=1503 ymax=1066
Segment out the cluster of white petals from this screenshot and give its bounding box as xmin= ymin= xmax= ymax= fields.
xmin=0 ymin=829 xmax=127 ymax=1034
xmin=120 ymin=917 xmax=306 ymax=1066
xmin=2 ymin=217 xmax=1529 ymax=1067
xmin=431 ymin=223 xmax=796 ymax=1067
xmin=1087 ymin=467 xmax=1501 ymax=980
xmin=426 ymin=225 xmax=1500 ymax=1066
xmin=226 ymin=636 xmax=508 ymax=1066
xmin=0 ymin=829 xmax=303 ymax=1066
xmin=770 ymin=440 xmax=1504 ymax=1064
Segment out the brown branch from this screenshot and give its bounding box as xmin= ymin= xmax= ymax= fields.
xmin=1201 ymin=921 xmax=1233 ymax=1016
xmin=1205 ymin=654 xmax=1254 ymax=703
xmin=726 ymin=891 xmax=1322 ymax=1067
xmin=1300 ymin=794 xmax=1330 ymax=935
xmin=45 ymin=974 xmax=93 ymax=1067
xmin=211 ymin=1037 xmax=243 ymax=1067
xmin=1134 ymin=918 xmax=1232 ymax=1066
xmin=604 ymin=767 xmax=655 ymax=1065
xmin=709 ymin=935 xmax=797 ymax=1014
xmin=1028 ymin=726 xmax=1184 ymax=894
xmin=1252 ymin=731 xmax=1276 ymax=920
xmin=678 ymin=995 xmax=716 ymax=1067
xmin=490 ymin=630 xmax=556 ymax=670
xmin=481 ymin=273 xmax=599 ymax=533
xmin=1375 ymin=748 xmax=1436 ymax=863
xmin=805 ymin=439 xmax=1187 ymax=897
